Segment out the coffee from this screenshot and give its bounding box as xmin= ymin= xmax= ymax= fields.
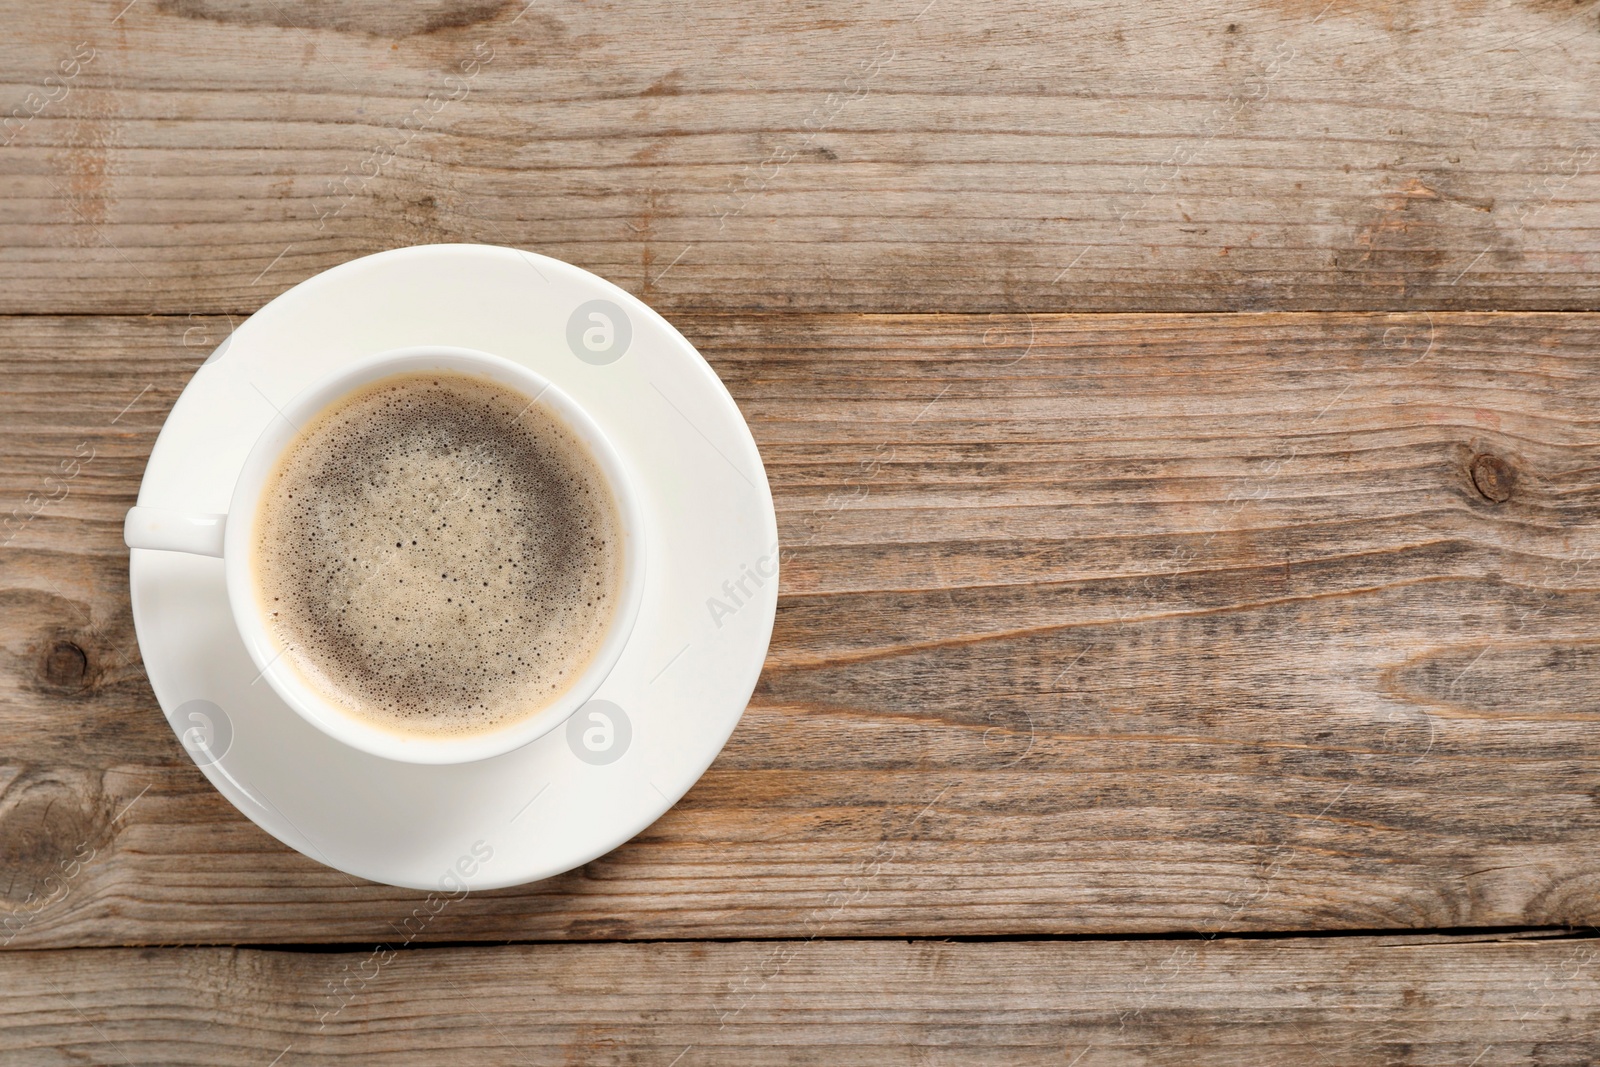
xmin=251 ymin=371 xmax=623 ymax=738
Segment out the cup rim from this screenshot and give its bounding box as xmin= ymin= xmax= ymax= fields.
xmin=221 ymin=345 xmax=647 ymax=764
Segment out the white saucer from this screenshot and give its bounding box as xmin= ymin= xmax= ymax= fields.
xmin=129 ymin=245 xmax=778 ymax=891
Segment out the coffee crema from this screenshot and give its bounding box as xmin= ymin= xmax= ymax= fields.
xmin=252 ymin=371 xmax=623 ymax=738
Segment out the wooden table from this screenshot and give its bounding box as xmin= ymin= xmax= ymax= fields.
xmin=3 ymin=1 xmax=1599 ymax=1062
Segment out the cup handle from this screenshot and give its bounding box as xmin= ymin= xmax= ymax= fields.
xmin=123 ymin=507 xmax=227 ymax=558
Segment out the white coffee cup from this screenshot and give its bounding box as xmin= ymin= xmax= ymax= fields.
xmin=124 ymin=346 xmax=647 ymax=765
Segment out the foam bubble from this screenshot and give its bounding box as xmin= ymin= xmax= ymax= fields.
xmin=252 ymin=371 xmax=623 ymax=738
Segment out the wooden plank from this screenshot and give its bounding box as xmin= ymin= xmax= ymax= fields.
xmin=2 ymin=934 xmax=1598 ymax=1065
xmin=4 ymin=311 xmax=1600 ymax=947
xmin=2 ymin=0 xmax=1599 ymax=314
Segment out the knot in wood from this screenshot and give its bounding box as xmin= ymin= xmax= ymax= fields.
xmin=1470 ymin=453 xmax=1516 ymax=503
xmin=41 ymin=640 xmax=89 ymax=689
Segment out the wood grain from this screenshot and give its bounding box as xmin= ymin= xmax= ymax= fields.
xmin=3 ymin=934 xmax=1598 ymax=1065
xmin=3 ymin=311 xmax=1599 ymax=947
xmin=2 ymin=0 xmax=1600 ymax=314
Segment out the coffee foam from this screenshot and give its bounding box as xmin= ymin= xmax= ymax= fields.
xmin=252 ymin=370 xmax=623 ymax=738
